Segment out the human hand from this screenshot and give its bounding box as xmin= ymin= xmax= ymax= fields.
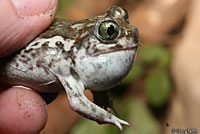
xmin=0 ymin=0 xmax=58 ymax=133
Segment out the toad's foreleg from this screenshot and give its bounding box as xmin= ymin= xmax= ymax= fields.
xmin=58 ymin=75 xmax=129 ymax=130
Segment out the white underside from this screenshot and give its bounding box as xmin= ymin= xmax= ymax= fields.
xmin=75 ymin=49 xmax=137 ymax=91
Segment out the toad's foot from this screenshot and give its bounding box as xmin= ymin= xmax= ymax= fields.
xmin=58 ymin=75 xmax=129 ymax=130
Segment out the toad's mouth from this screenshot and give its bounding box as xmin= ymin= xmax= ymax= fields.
xmin=91 ymin=46 xmax=138 ymax=57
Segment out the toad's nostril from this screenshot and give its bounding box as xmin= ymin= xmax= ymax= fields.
xmin=130 ymin=27 xmax=140 ymax=45
xmin=125 ymin=29 xmax=139 ymax=45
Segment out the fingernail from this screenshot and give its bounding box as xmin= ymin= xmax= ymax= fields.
xmin=11 ymin=0 xmax=56 ymax=16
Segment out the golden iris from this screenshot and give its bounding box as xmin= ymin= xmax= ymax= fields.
xmin=98 ymin=20 xmax=120 ymax=40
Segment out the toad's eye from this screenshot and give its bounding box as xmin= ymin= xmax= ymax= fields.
xmin=94 ymin=19 xmax=120 ymax=41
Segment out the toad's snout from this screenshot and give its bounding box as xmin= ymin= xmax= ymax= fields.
xmin=124 ymin=26 xmax=140 ymax=46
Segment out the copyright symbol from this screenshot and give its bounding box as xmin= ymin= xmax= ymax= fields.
xmin=171 ymin=128 xmax=176 ymax=134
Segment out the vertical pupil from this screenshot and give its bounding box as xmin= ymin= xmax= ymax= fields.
xmin=107 ymin=25 xmax=115 ymax=36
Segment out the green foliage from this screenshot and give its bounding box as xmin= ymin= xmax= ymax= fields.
xmin=56 ymin=0 xmax=75 ymax=17
xmin=138 ymin=44 xmax=164 ymax=65
xmin=144 ymin=68 xmax=172 ymax=107
xmin=138 ymin=45 xmax=171 ymax=68
xmin=70 ymin=118 xmax=112 ymax=134
xmin=139 ymin=44 xmax=172 ymax=107
xmin=124 ymin=98 xmax=161 ymax=134
xmin=122 ymin=63 xmax=145 ymax=84
xmin=122 ymin=44 xmax=172 ymax=107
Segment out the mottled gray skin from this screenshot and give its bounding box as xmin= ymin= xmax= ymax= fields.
xmin=0 ymin=6 xmax=140 ymax=130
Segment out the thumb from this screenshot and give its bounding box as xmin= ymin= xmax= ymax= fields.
xmin=0 ymin=0 xmax=58 ymax=58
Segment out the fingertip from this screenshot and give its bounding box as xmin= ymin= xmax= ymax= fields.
xmin=0 ymin=87 xmax=47 ymax=134
xmin=0 ymin=0 xmax=59 ymax=58
xmin=12 ymin=0 xmax=56 ymax=16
